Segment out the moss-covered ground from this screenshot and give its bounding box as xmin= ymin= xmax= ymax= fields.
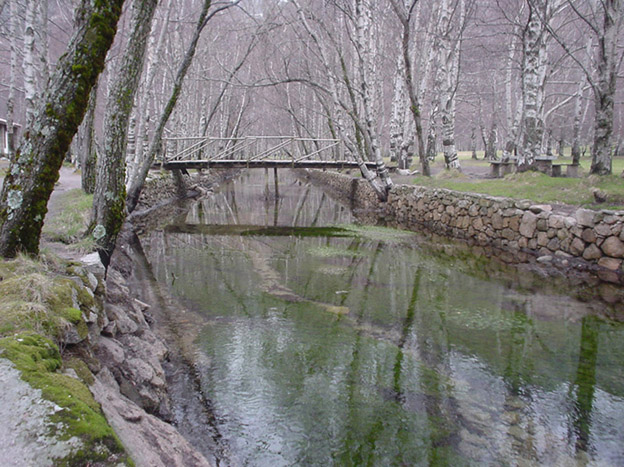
xmin=0 ymin=255 xmax=130 ymax=464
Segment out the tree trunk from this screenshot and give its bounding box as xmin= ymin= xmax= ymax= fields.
xmin=391 ymin=0 xmax=430 ymax=176
xmin=23 ymin=0 xmax=37 ymax=128
xmin=589 ymin=0 xmax=620 ymax=175
xmin=81 ymin=83 xmax=98 ymax=194
xmin=355 ymin=0 xmax=392 ymax=198
xmin=92 ymin=0 xmax=158 ymax=265
xmin=6 ymin=0 xmax=20 ymax=161
xmin=0 ymin=0 xmax=125 ymax=258
xmin=518 ymin=2 xmax=547 ymax=168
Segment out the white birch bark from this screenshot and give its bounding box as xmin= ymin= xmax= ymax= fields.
xmin=589 ymin=0 xmax=622 ymax=175
xmin=518 ymin=0 xmax=555 ymax=168
xmin=38 ymin=0 xmax=49 ymax=87
xmin=92 ymin=0 xmax=158 ymax=262
xmin=291 ymin=0 xmax=386 ymax=199
xmin=437 ymin=0 xmax=464 ymax=170
xmin=6 ymin=0 xmax=19 ymax=159
xmin=128 ymin=0 xmax=173 ymax=183
xmin=23 ymin=0 xmax=38 ymax=128
xmin=127 ymin=0 xmax=242 ymax=212
xmin=355 ymin=0 xmax=393 ymax=194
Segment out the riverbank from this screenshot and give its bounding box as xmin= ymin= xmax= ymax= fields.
xmin=0 ymin=168 xmax=227 ymax=465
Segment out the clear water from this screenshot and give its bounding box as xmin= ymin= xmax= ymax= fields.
xmin=142 ymin=171 xmax=624 ymax=466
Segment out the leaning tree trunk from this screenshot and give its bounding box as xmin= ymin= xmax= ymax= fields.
xmin=0 ymin=0 xmax=124 ymax=258
xmin=92 ymin=0 xmax=158 ymax=267
xmin=126 ymin=0 xmax=216 ymax=213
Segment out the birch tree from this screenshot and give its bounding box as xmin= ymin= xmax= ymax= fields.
xmin=0 ymin=0 xmax=125 ymax=258
xmin=517 ymin=0 xmax=554 ymax=168
xmin=390 ymin=0 xmax=430 ymax=176
xmin=91 ymin=0 xmax=159 ymax=266
xmin=126 ymin=0 xmax=241 ymax=212
xmin=355 ymin=0 xmax=393 ymax=193
xmin=23 ymin=0 xmax=38 ymax=128
xmin=5 ymin=0 xmax=20 ymax=160
xmin=435 ymin=0 xmax=469 ymax=170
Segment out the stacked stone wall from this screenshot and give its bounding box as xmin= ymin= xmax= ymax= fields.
xmin=303 ymin=170 xmax=624 ymax=284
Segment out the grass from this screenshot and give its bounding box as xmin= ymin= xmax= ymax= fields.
xmin=404 ymin=151 xmax=624 ymax=210
xmin=42 ymin=189 xmax=96 ymax=251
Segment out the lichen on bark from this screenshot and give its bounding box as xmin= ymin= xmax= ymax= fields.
xmin=0 ymin=0 xmax=125 ymax=258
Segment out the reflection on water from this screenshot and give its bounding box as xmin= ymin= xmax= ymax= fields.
xmin=142 ymin=170 xmax=624 ymax=466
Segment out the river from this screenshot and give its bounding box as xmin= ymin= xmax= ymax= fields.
xmin=137 ymin=170 xmax=624 ymax=466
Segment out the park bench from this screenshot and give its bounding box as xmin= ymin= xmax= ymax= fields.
xmin=551 ymin=163 xmax=579 ymax=178
xmin=489 ymin=159 xmax=516 ymax=178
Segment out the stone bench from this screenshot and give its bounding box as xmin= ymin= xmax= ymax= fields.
xmin=489 ymin=160 xmax=516 ymax=178
xmin=551 ymin=163 xmax=579 ymax=178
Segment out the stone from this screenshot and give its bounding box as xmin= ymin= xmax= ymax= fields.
xmin=502 ymin=228 xmax=515 ymax=240
xmin=570 ymin=238 xmax=586 ymax=256
xmin=537 ymin=255 xmax=553 ymax=263
xmin=557 ymin=229 xmax=569 ymax=241
xmin=97 ymin=337 xmax=126 ymax=365
xmin=583 ymin=244 xmax=602 ymax=261
xmin=90 ymin=369 xmax=212 ymax=467
xmin=576 ymin=208 xmax=596 ymax=227
xmin=595 ymin=223 xmax=612 ymax=237
xmin=581 ymin=228 xmax=597 ymax=243
xmin=105 ymin=304 xmax=139 ymax=335
xmin=537 ymin=232 xmax=549 ymax=247
xmin=601 ymin=236 xmax=624 ymax=258
xmin=564 ymin=216 xmax=577 ymax=229
xmin=548 ymin=215 xmax=565 ymax=229
xmin=492 ymin=213 xmax=504 ymax=229
xmin=530 ymin=204 xmax=552 ymax=214
xmin=598 ymin=257 xmax=623 ymax=271
xmin=536 ymin=219 xmax=548 ymax=231
xmin=555 ymin=250 xmax=572 ymax=258
xmin=519 ymin=212 xmax=538 ymax=238
xmin=546 ymin=238 xmax=560 ymax=251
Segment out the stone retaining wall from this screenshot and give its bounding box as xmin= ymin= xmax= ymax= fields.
xmin=302 ymin=170 xmax=624 ymax=284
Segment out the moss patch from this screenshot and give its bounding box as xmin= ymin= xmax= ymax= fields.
xmin=0 ymin=333 xmax=129 ymax=464
xmin=0 ymin=261 xmax=93 ymax=344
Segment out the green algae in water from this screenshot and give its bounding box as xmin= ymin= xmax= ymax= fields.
xmin=308 ymin=245 xmax=366 ymax=258
xmin=144 ymin=170 xmax=624 ymax=466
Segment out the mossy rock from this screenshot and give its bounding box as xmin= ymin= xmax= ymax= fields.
xmin=0 ymin=333 xmax=131 ymax=465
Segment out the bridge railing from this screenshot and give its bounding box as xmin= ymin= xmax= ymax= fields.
xmin=162 ymin=136 xmax=347 ymax=165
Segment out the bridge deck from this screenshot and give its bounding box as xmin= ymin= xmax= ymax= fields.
xmin=161 ymin=159 xmax=377 ymax=170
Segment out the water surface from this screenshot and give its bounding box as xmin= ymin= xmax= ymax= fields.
xmin=142 ymin=170 xmax=624 ymax=466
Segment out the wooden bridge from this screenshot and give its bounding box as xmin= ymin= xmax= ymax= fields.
xmin=158 ymin=136 xmax=377 ymax=170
